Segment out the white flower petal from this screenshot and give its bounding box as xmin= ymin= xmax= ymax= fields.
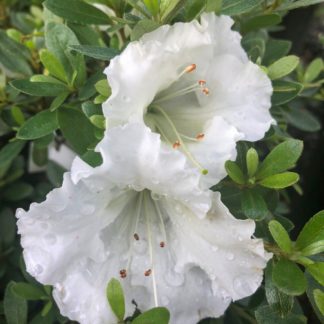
xmin=103 ymin=13 xmax=273 ymax=185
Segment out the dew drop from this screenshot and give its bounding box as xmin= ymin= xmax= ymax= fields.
xmin=16 ymin=208 xmax=24 ymax=218
xmin=80 ymin=204 xmax=95 ymax=215
xmin=50 ymin=203 xmax=65 ymax=212
xmin=211 ymin=245 xmax=218 ymax=252
xmin=44 ymin=234 xmax=57 ymax=245
xmin=131 ymin=184 xmax=144 ymax=192
xmin=233 ymin=276 xmax=252 ymax=295
xmin=25 ymin=217 xmax=35 ymax=225
xmin=150 ymin=192 xmax=161 ymax=201
xmin=238 ymin=235 xmax=243 ymax=242
xmin=151 ymin=177 xmax=159 ymax=185
xmin=122 ymin=95 xmax=130 ymax=102
xmin=164 ymin=270 xmax=185 ymax=287
xmin=33 ymin=264 xmax=43 ymax=275
xmin=226 ymin=252 xmax=235 ymax=261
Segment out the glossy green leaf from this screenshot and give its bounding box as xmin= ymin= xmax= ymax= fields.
xmin=17 ymin=110 xmax=58 ymax=140
xmin=3 ymin=182 xmax=34 ymax=201
xmin=0 ymin=208 xmax=16 ymax=246
xmin=49 ymin=92 xmax=69 ymax=111
xmin=57 ymin=107 xmax=97 ymax=155
xmin=106 ymin=278 xmax=125 ymax=321
xmin=69 ymin=45 xmax=120 ymax=61
xmin=241 ymin=189 xmax=268 ymax=220
xmin=272 ymin=259 xmax=306 ymax=296
xmin=306 ymin=263 xmax=324 ymax=286
xmin=132 ymin=307 xmax=170 ymax=324
xmin=11 ymin=283 xmax=46 ymax=301
xmin=277 ymin=0 xmax=324 ymax=11
xmin=263 ymin=39 xmax=292 ymax=65
xmin=10 ymin=80 xmax=68 ymax=97
xmin=296 ymin=211 xmax=324 ymax=253
xmin=95 ymin=79 xmax=111 ymax=97
xmin=304 ymin=58 xmax=323 ymax=83
xmin=143 ymin=0 xmax=160 ymax=16
xmin=256 ymin=139 xmax=303 ymax=179
xmin=242 ymin=14 xmax=282 ymax=33
xmin=269 ymin=220 xmax=292 ymax=253
xmin=160 ymin=0 xmax=186 ymax=22
xmin=225 ymin=161 xmax=245 ymax=184
xmin=268 ymin=56 xmax=300 ymax=80
xmin=246 ymin=148 xmax=259 ymax=177
xmin=314 ymin=289 xmax=324 ymax=316
xmin=39 ymin=49 xmax=68 ymax=83
xmin=131 ymin=20 xmax=160 ymax=41
xmin=259 ymin=172 xmax=299 ymax=189
xmin=272 ymin=80 xmax=303 ymax=106
xmin=44 ymin=0 xmax=110 ymax=25
xmin=221 ymin=0 xmax=262 ymax=15
xmin=4 ymin=282 xmax=27 ymax=324
xmin=0 ymin=141 xmax=25 ymax=169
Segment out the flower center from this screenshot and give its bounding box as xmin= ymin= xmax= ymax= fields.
xmin=118 ymin=190 xmax=168 ymax=307
xmin=144 ymin=64 xmax=209 ymax=175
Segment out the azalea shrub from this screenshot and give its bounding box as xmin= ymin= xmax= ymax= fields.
xmin=0 ymin=0 xmax=324 ymax=323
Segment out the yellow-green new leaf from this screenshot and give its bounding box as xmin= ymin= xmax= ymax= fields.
xmin=40 ymin=49 xmax=68 ymax=83
xmin=259 ymin=172 xmax=299 ymax=189
xmin=268 ymin=55 xmax=300 ymax=80
xmin=269 ymin=220 xmax=292 ymax=253
xmin=246 ymin=148 xmax=259 ymax=177
xmin=314 ymin=289 xmax=324 ymax=316
xmin=106 ymin=278 xmax=125 ymax=322
xmin=304 ymin=58 xmax=323 ymax=83
xmin=307 ymin=263 xmax=324 ymax=286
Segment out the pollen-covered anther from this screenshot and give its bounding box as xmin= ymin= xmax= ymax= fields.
xmin=196 ymin=133 xmax=205 ymax=140
xmin=185 ymin=63 xmax=196 ymax=73
xmin=134 ymin=233 xmax=139 ymax=240
xmin=160 ymin=241 xmax=165 ymax=248
xmin=119 ymin=269 xmax=127 ymax=278
xmin=173 ymin=141 xmax=181 ymax=149
xmin=198 ymin=80 xmax=206 ymax=86
xmin=144 ymin=269 xmax=152 ymax=276
xmin=202 ymin=87 xmax=210 ymax=95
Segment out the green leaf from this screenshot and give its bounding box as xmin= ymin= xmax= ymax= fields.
xmin=256 ymin=139 xmax=303 ymax=179
xmin=272 ymin=259 xmax=306 ymax=296
xmin=255 ymin=305 xmax=306 ymax=324
xmin=242 ymin=14 xmax=282 ymax=33
xmin=132 ymin=307 xmax=170 ymax=324
xmin=95 ymin=79 xmax=111 ymax=97
xmin=0 ymin=208 xmax=16 ymax=246
xmin=268 ymin=220 xmax=292 ymax=253
xmin=57 ymin=107 xmax=97 ymax=155
xmin=90 ymin=115 xmax=106 ymax=129
xmin=296 ymin=211 xmax=324 ymax=253
xmin=306 ymin=273 xmax=324 ymax=322
xmin=304 ymin=58 xmax=323 ymax=83
xmin=106 ymin=278 xmax=125 ymax=321
xmin=0 ymin=141 xmax=25 ymax=169
xmin=49 ymin=92 xmax=69 ymax=111
xmin=265 ymin=264 xmax=294 ymax=317
xmin=39 ymin=49 xmax=68 ymax=83
xmin=160 ymin=0 xmax=186 ymax=22
xmin=143 ymin=0 xmax=160 ymax=16
xmin=11 ymin=283 xmax=46 ymax=301
xmin=10 ymin=80 xmax=68 ymax=97
xmin=41 ymin=301 xmax=53 ymax=317
xmin=131 ymin=20 xmax=160 ymax=41
xmin=45 ymin=22 xmax=86 ymax=87
xmin=306 ymin=263 xmax=324 ymax=286
xmin=277 ymin=0 xmax=324 ymax=11
xmin=314 ymin=289 xmax=324 ymax=316
xmin=263 ymin=39 xmax=292 ymax=65
xmin=221 ymin=0 xmax=262 ymax=15
xmin=246 ymin=148 xmax=259 ymax=177
xmin=69 ymin=45 xmax=120 ymax=61
xmin=17 ymin=110 xmax=58 ymax=140
xmin=3 ymin=182 xmax=34 ymax=201
xmin=259 ymin=172 xmax=299 ymax=189
xmin=4 ymin=282 xmax=27 ymax=324
xmin=0 ymin=30 xmax=32 ymax=76
xmin=282 ymin=106 xmax=321 ymax=132
xmin=44 ymin=0 xmax=110 ymax=25
xmin=225 ymin=161 xmax=245 ymax=184
xmin=268 ymin=56 xmax=300 ymax=80
xmin=241 ymin=189 xmax=268 ymax=220
xmin=272 ymin=80 xmax=303 ymax=106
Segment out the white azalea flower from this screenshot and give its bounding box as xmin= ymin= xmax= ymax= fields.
xmin=17 ymin=124 xmax=271 ymax=324
xmin=103 ymin=13 xmax=273 ymax=188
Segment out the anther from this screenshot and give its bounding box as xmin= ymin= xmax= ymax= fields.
xmin=134 ymin=233 xmax=139 ymax=240
xmin=120 ymin=269 xmax=127 ymax=278
xmin=196 ymin=133 xmax=205 ymax=140
xmin=198 ymin=80 xmax=206 ymax=86
xmin=160 ymin=242 xmax=165 ymax=248
xmin=185 ymin=64 xmax=196 ymax=73
xmin=144 ymin=269 xmax=152 ymax=277
xmin=173 ymin=141 xmax=181 ymax=149
xmin=202 ymin=88 xmax=210 ymax=95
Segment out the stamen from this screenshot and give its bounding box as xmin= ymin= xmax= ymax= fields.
xmin=202 ymin=88 xmax=210 ymax=95
xmin=134 ymin=233 xmax=139 ymax=240
xmin=160 ymin=242 xmax=165 ymax=248
xmin=196 ymin=133 xmax=205 ymax=140
xmin=151 ymin=105 xmax=209 ymax=175
xmin=185 ymin=63 xmax=196 ymax=73
xmin=120 ymin=269 xmax=127 ymax=278
xmin=144 ymin=269 xmax=152 ymax=276
xmin=173 ymin=141 xmax=181 ymax=149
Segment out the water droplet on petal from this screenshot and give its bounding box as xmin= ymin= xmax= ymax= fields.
xmin=226 ymin=252 xmax=235 ymax=261
xmin=211 ymin=245 xmax=218 ymax=252
xmin=44 ymin=234 xmax=57 ymax=245
xmin=238 ymin=235 xmax=243 ymax=242
xmin=122 ymin=95 xmax=130 ymax=102
xmin=151 ymin=177 xmax=159 ymax=185
xmin=25 ymin=217 xmax=35 ymax=225
xmin=80 ymin=204 xmax=95 ymax=215
xmin=33 ymin=264 xmax=43 ymax=275
xmin=16 ymin=208 xmax=24 ymax=218
xmin=150 ymin=192 xmax=161 ymax=201
xmin=50 ymin=203 xmax=65 ymax=212
xmin=220 ymin=289 xmax=231 ymax=302
xmin=164 ymin=270 xmax=185 ymax=287
xmin=233 ymin=276 xmax=253 ymax=295
xmin=132 ymin=184 xmax=144 ymax=192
